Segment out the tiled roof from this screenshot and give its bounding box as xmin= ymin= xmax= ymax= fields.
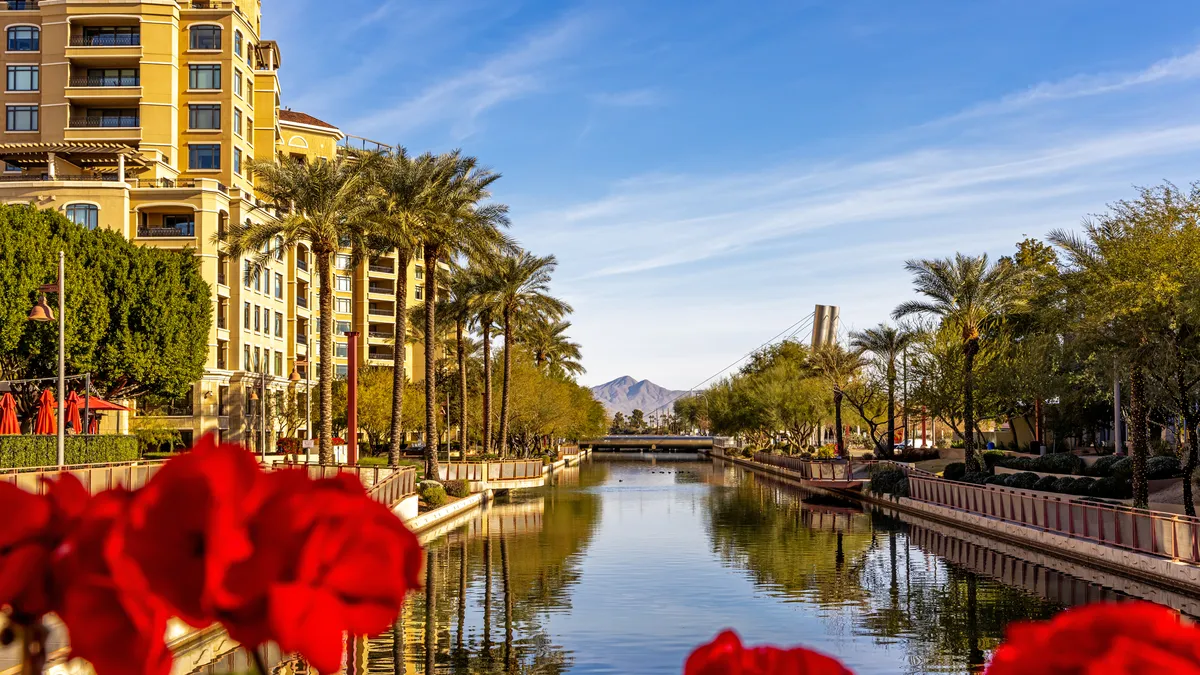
xmin=279 ymin=109 xmax=340 ymax=131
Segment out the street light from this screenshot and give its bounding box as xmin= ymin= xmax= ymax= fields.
xmin=28 ymin=251 xmax=65 ymax=467
xmin=290 ymin=353 xmax=311 ymax=450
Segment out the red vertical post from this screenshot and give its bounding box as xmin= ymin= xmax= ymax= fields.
xmin=346 ymin=331 xmax=360 ymax=466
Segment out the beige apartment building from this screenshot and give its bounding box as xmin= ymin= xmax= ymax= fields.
xmin=0 ymin=0 xmax=426 ymax=450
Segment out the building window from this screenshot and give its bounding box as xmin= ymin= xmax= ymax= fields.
xmin=217 ymin=340 xmax=228 ymax=370
xmin=275 ymin=312 xmax=283 ymax=338
xmin=415 ymin=248 xmax=423 ymax=261
xmin=274 ymin=272 xmax=283 ymax=298
xmin=188 ymin=144 xmax=221 ymax=170
xmin=253 ymin=266 xmax=261 ymax=291
xmin=217 ymin=253 xmax=228 ymax=285
xmin=65 ymin=204 xmax=98 ymax=230
xmin=274 ymin=351 xmax=283 ymax=377
xmin=335 ymin=297 xmax=351 ymax=314
xmin=82 ymin=26 xmax=139 ymax=46
xmin=253 ymin=305 xmax=261 ymax=332
xmin=234 ymin=148 xmax=242 ymax=175
xmin=189 ymin=104 xmax=221 ymax=130
xmin=190 ymin=25 xmax=221 ymax=50
xmin=335 ymin=321 xmax=351 ymax=336
xmin=335 ymin=364 xmax=348 ymax=379
xmin=243 ymin=302 xmax=250 ymax=329
xmin=6 ymin=105 xmax=37 ymax=131
xmin=335 ymin=275 xmax=351 ymax=292
xmin=263 ymin=308 xmax=271 ymax=335
xmin=415 ymin=285 xmax=424 ymax=301
xmin=415 ymin=265 xmax=424 ymax=280
xmin=335 ymin=341 xmax=348 ymax=358
xmin=84 ymin=68 xmax=138 ymax=87
xmin=254 ymin=347 xmax=261 ymax=371
xmin=335 ymin=254 xmax=351 ymax=270
xmin=7 ymin=26 xmax=39 ymax=52
xmin=6 ymin=65 xmax=37 ymax=91
xmin=234 ymin=29 xmax=243 ymax=57
xmin=243 ymin=260 xmax=252 ymax=288
xmin=233 ymin=109 xmax=242 ymax=135
xmin=233 ymin=69 xmax=243 ymax=97
xmin=188 ymin=64 xmax=221 ymax=90
xmin=244 ymin=344 xmax=251 ymax=371
xmin=163 ymin=214 xmax=194 ymax=235
xmin=275 ymin=237 xmax=284 ymax=261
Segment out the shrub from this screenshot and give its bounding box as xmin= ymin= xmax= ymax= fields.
xmin=983 ymin=475 xmax=1007 ymax=486
xmin=1034 ymin=452 xmax=1085 ymax=476
xmin=1009 ymin=472 xmax=1040 ymax=490
xmin=1033 ymin=475 xmax=1060 ymax=492
xmin=870 ymin=466 xmax=909 ymax=497
xmin=981 ymin=450 xmax=1008 ymax=472
xmin=1089 ymin=476 xmax=1130 ymax=500
xmin=962 ymin=471 xmax=990 ymax=485
xmin=1110 ymin=457 xmax=1134 ymax=479
xmin=0 ymin=435 xmax=138 ymax=468
xmin=860 ymin=452 xmax=875 ymax=461
xmin=444 ymin=479 xmax=470 ymax=498
xmin=741 ymin=448 xmax=754 ymax=459
xmin=816 ymin=446 xmax=837 ymax=460
xmin=1087 ymin=455 xmax=1124 ymax=478
xmin=1146 ymin=456 xmax=1183 ymax=480
xmin=1053 ymin=477 xmax=1076 ymax=493
xmin=418 ymin=481 xmax=447 ymax=508
xmin=943 ymin=462 xmax=967 ymax=481
xmin=894 ymin=448 xmax=939 ymax=463
xmin=1068 ymin=477 xmax=1096 ymax=496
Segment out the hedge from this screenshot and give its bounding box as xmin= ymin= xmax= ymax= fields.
xmin=0 ymin=435 xmax=138 ymax=468
xmin=869 ymin=465 xmax=909 ymax=498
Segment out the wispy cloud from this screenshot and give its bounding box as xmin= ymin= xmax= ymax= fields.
xmin=589 ymin=88 xmax=665 ymax=108
xmin=939 ymin=45 xmax=1200 ymax=123
xmin=346 ymin=12 xmax=594 ymax=140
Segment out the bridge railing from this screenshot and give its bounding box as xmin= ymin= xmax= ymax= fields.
xmin=753 ymin=453 xmax=853 ymax=481
xmin=908 ymin=474 xmax=1200 ymax=564
xmin=439 ymin=460 xmax=545 ymax=482
xmin=0 ymin=461 xmax=166 ymax=495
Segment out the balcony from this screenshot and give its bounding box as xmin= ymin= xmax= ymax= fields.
xmin=368 ymin=264 xmax=393 ymax=274
xmin=187 ymin=0 xmax=234 ymax=8
xmin=297 ymin=258 xmax=308 ymax=272
xmin=69 ymin=34 xmax=141 ymax=47
xmin=368 ymin=284 xmax=393 ymax=296
xmin=138 ymin=225 xmax=195 ymax=238
xmin=1 ymin=0 xmax=39 ymax=9
xmin=368 ymin=307 xmax=394 ymax=317
xmin=132 ymin=178 xmax=227 ymax=193
xmin=0 ymin=174 xmax=120 ymax=183
xmin=297 ymin=296 xmax=308 ymax=309
xmin=216 ymin=313 xmax=227 ymax=330
xmin=70 ymin=115 xmax=139 ymax=127
xmin=368 ymin=330 xmax=392 ymax=340
xmin=69 ymin=75 xmax=140 ymax=87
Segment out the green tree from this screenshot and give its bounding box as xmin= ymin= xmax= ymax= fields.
xmin=611 ymin=411 xmax=626 ymax=434
xmin=226 ymin=157 xmax=374 ymax=464
xmin=811 ymin=344 xmax=867 ymax=456
xmin=851 ymin=324 xmax=915 ymax=458
xmin=484 ymin=251 xmax=570 ymax=455
xmin=519 ymin=316 xmax=584 ymax=379
xmin=894 ymin=254 xmax=1025 ymax=468
xmin=629 ymin=409 xmax=646 ymax=432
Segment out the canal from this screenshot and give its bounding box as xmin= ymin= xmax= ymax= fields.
xmin=359 ymin=454 xmax=1151 ymax=674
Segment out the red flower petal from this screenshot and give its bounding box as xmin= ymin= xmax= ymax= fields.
xmin=686 ymin=630 xmax=853 ymax=675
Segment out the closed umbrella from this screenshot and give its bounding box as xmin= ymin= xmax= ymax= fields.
xmin=88 ymin=416 xmax=100 ymax=435
xmin=64 ymin=391 xmax=83 ymax=434
xmin=34 ymin=389 xmax=56 ymax=435
xmin=0 ymin=393 xmax=19 ymax=436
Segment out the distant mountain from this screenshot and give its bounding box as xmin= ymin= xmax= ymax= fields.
xmin=590 ymin=376 xmax=689 ymax=416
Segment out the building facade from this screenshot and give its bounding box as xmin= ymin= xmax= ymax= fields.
xmin=0 ymin=0 xmax=423 ymax=450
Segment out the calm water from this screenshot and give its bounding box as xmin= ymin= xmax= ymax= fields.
xmin=356 ymin=455 xmax=1136 ymax=675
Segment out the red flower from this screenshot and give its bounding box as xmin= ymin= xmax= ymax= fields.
xmin=686 ymin=630 xmax=854 ymax=675
xmin=0 ymin=475 xmax=87 ymax=621
xmin=54 ymin=489 xmax=173 ymax=675
xmin=116 ymin=434 xmax=267 ymax=627
xmin=219 ymin=470 xmax=423 ymax=673
xmin=986 ymin=602 xmax=1200 ymax=675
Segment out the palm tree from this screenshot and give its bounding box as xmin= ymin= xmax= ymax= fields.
xmin=225 ymin=157 xmax=374 ymax=463
xmin=485 ymin=251 xmax=570 ymax=455
xmin=442 ymin=266 xmax=479 ymax=457
xmin=416 ymin=151 xmax=510 ymax=478
xmin=850 ymin=324 xmax=915 ymax=458
xmin=519 ymin=316 xmax=585 ymax=379
xmin=893 ymin=254 xmax=1024 ymax=468
xmin=811 ymin=344 xmax=867 ymax=457
xmin=362 ymin=148 xmax=440 ymax=466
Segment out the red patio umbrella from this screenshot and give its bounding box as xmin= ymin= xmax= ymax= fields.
xmin=88 ymin=416 xmax=100 ymax=434
xmin=0 ymin=393 xmax=19 ymax=436
xmin=64 ymin=391 xmax=83 ymax=434
xmin=34 ymin=389 xmax=56 ymax=435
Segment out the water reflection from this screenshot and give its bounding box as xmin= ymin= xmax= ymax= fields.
xmin=358 ymin=458 xmax=1188 ymax=675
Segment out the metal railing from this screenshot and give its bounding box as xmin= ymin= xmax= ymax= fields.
xmin=1 ymin=461 xmax=165 ymax=495
xmin=0 ymin=174 xmax=119 ymax=183
xmin=70 ymin=116 xmax=139 ymax=128
xmin=293 ymin=464 xmax=417 ymax=506
xmin=187 ymin=0 xmax=234 ymax=9
xmin=908 ymin=475 xmax=1200 ymax=564
xmin=753 ymin=453 xmax=854 ymax=481
xmin=368 ymin=264 xmax=394 ymax=273
xmin=368 ymin=308 xmax=394 ymax=317
xmin=138 ymin=226 xmax=194 ymax=238
xmin=70 ymin=34 xmax=141 ymax=47
xmin=368 ymin=285 xmax=393 ymax=295
xmin=2 ymin=0 xmax=39 ymax=9
xmin=297 ymin=259 xmax=308 ymax=272
xmin=69 ymin=75 xmax=140 ymax=87
xmin=368 ymin=330 xmax=391 ymax=339
xmin=439 ymin=460 xmax=544 ymax=482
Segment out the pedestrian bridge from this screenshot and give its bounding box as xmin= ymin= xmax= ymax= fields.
xmin=580 ymin=435 xmax=715 ymax=451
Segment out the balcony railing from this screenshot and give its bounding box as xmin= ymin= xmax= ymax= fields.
xmin=368 ymin=285 xmax=393 ymax=295
xmin=2 ymin=0 xmax=39 ymax=9
xmin=297 ymin=296 xmax=308 ymax=309
xmin=368 ymin=264 xmax=393 ymax=273
xmin=70 ymin=115 xmax=139 ymax=128
xmin=368 ymin=308 xmax=394 ymax=317
xmin=188 ymin=0 xmax=234 ymax=8
xmin=368 ymin=331 xmax=391 ymax=339
xmin=0 ymin=174 xmax=119 ymax=183
xmin=297 ymin=259 xmax=308 ymax=272
xmin=216 ymin=313 xmax=227 ymax=329
xmin=70 ymin=34 xmax=141 ymax=47
xmin=138 ymin=226 xmax=195 ymax=238
xmin=69 ymin=75 xmax=140 ymax=87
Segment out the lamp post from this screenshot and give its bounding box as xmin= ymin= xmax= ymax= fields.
xmin=289 ymin=352 xmax=310 ymax=451
xmin=28 ymin=252 xmax=65 ymax=467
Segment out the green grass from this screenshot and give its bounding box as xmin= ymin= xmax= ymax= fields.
xmin=358 ymin=455 xmax=425 ymax=481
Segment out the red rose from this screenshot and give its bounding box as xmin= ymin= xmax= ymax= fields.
xmin=54 ymin=489 xmax=174 ymax=675
xmin=116 ymin=434 xmax=267 ymax=627
xmin=686 ymin=630 xmax=854 ymax=675
xmin=986 ymin=602 xmax=1200 ymax=675
xmin=219 ymin=470 xmax=423 ymax=673
xmin=0 ymin=475 xmax=87 ymax=621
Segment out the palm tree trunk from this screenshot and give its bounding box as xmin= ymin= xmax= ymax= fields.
xmin=1183 ymin=409 xmax=1198 ymax=517
xmin=482 ymin=312 xmax=493 ymax=455
xmin=501 ymin=534 xmax=513 ymax=672
xmin=499 ymin=305 xmax=513 ymax=456
xmin=1130 ymin=366 xmax=1150 ymax=509
xmin=388 ymin=248 xmax=411 ymax=467
xmin=423 ymin=244 xmax=440 ymax=481
xmin=317 ymin=253 xmax=334 ymax=464
xmin=963 ymin=339 xmax=979 ymax=469
xmin=834 ymin=388 xmax=845 ymax=457
xmin=886 ymin=365 xmax=896 ymax=459
xmin=457 ymin=318 xmax=467 ymax=458
xmin=424 ymin=547 xmax=436 ymax=674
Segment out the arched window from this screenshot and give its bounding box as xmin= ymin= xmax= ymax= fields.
xmin=275 ymin=236 xmax=284 ymax=261
xmin=7 ymin=26 xmax=39 ymax=51
xmin=65 ymin=204 xmax=98 ymax=230
xmin=234 ymin=29 xmax=243 ymax=57
xmin=189 ymin=25 xmax=221 ymax=50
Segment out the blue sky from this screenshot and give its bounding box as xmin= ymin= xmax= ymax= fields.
xmin=272 ymin=0 xmax=1200 ymax=390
